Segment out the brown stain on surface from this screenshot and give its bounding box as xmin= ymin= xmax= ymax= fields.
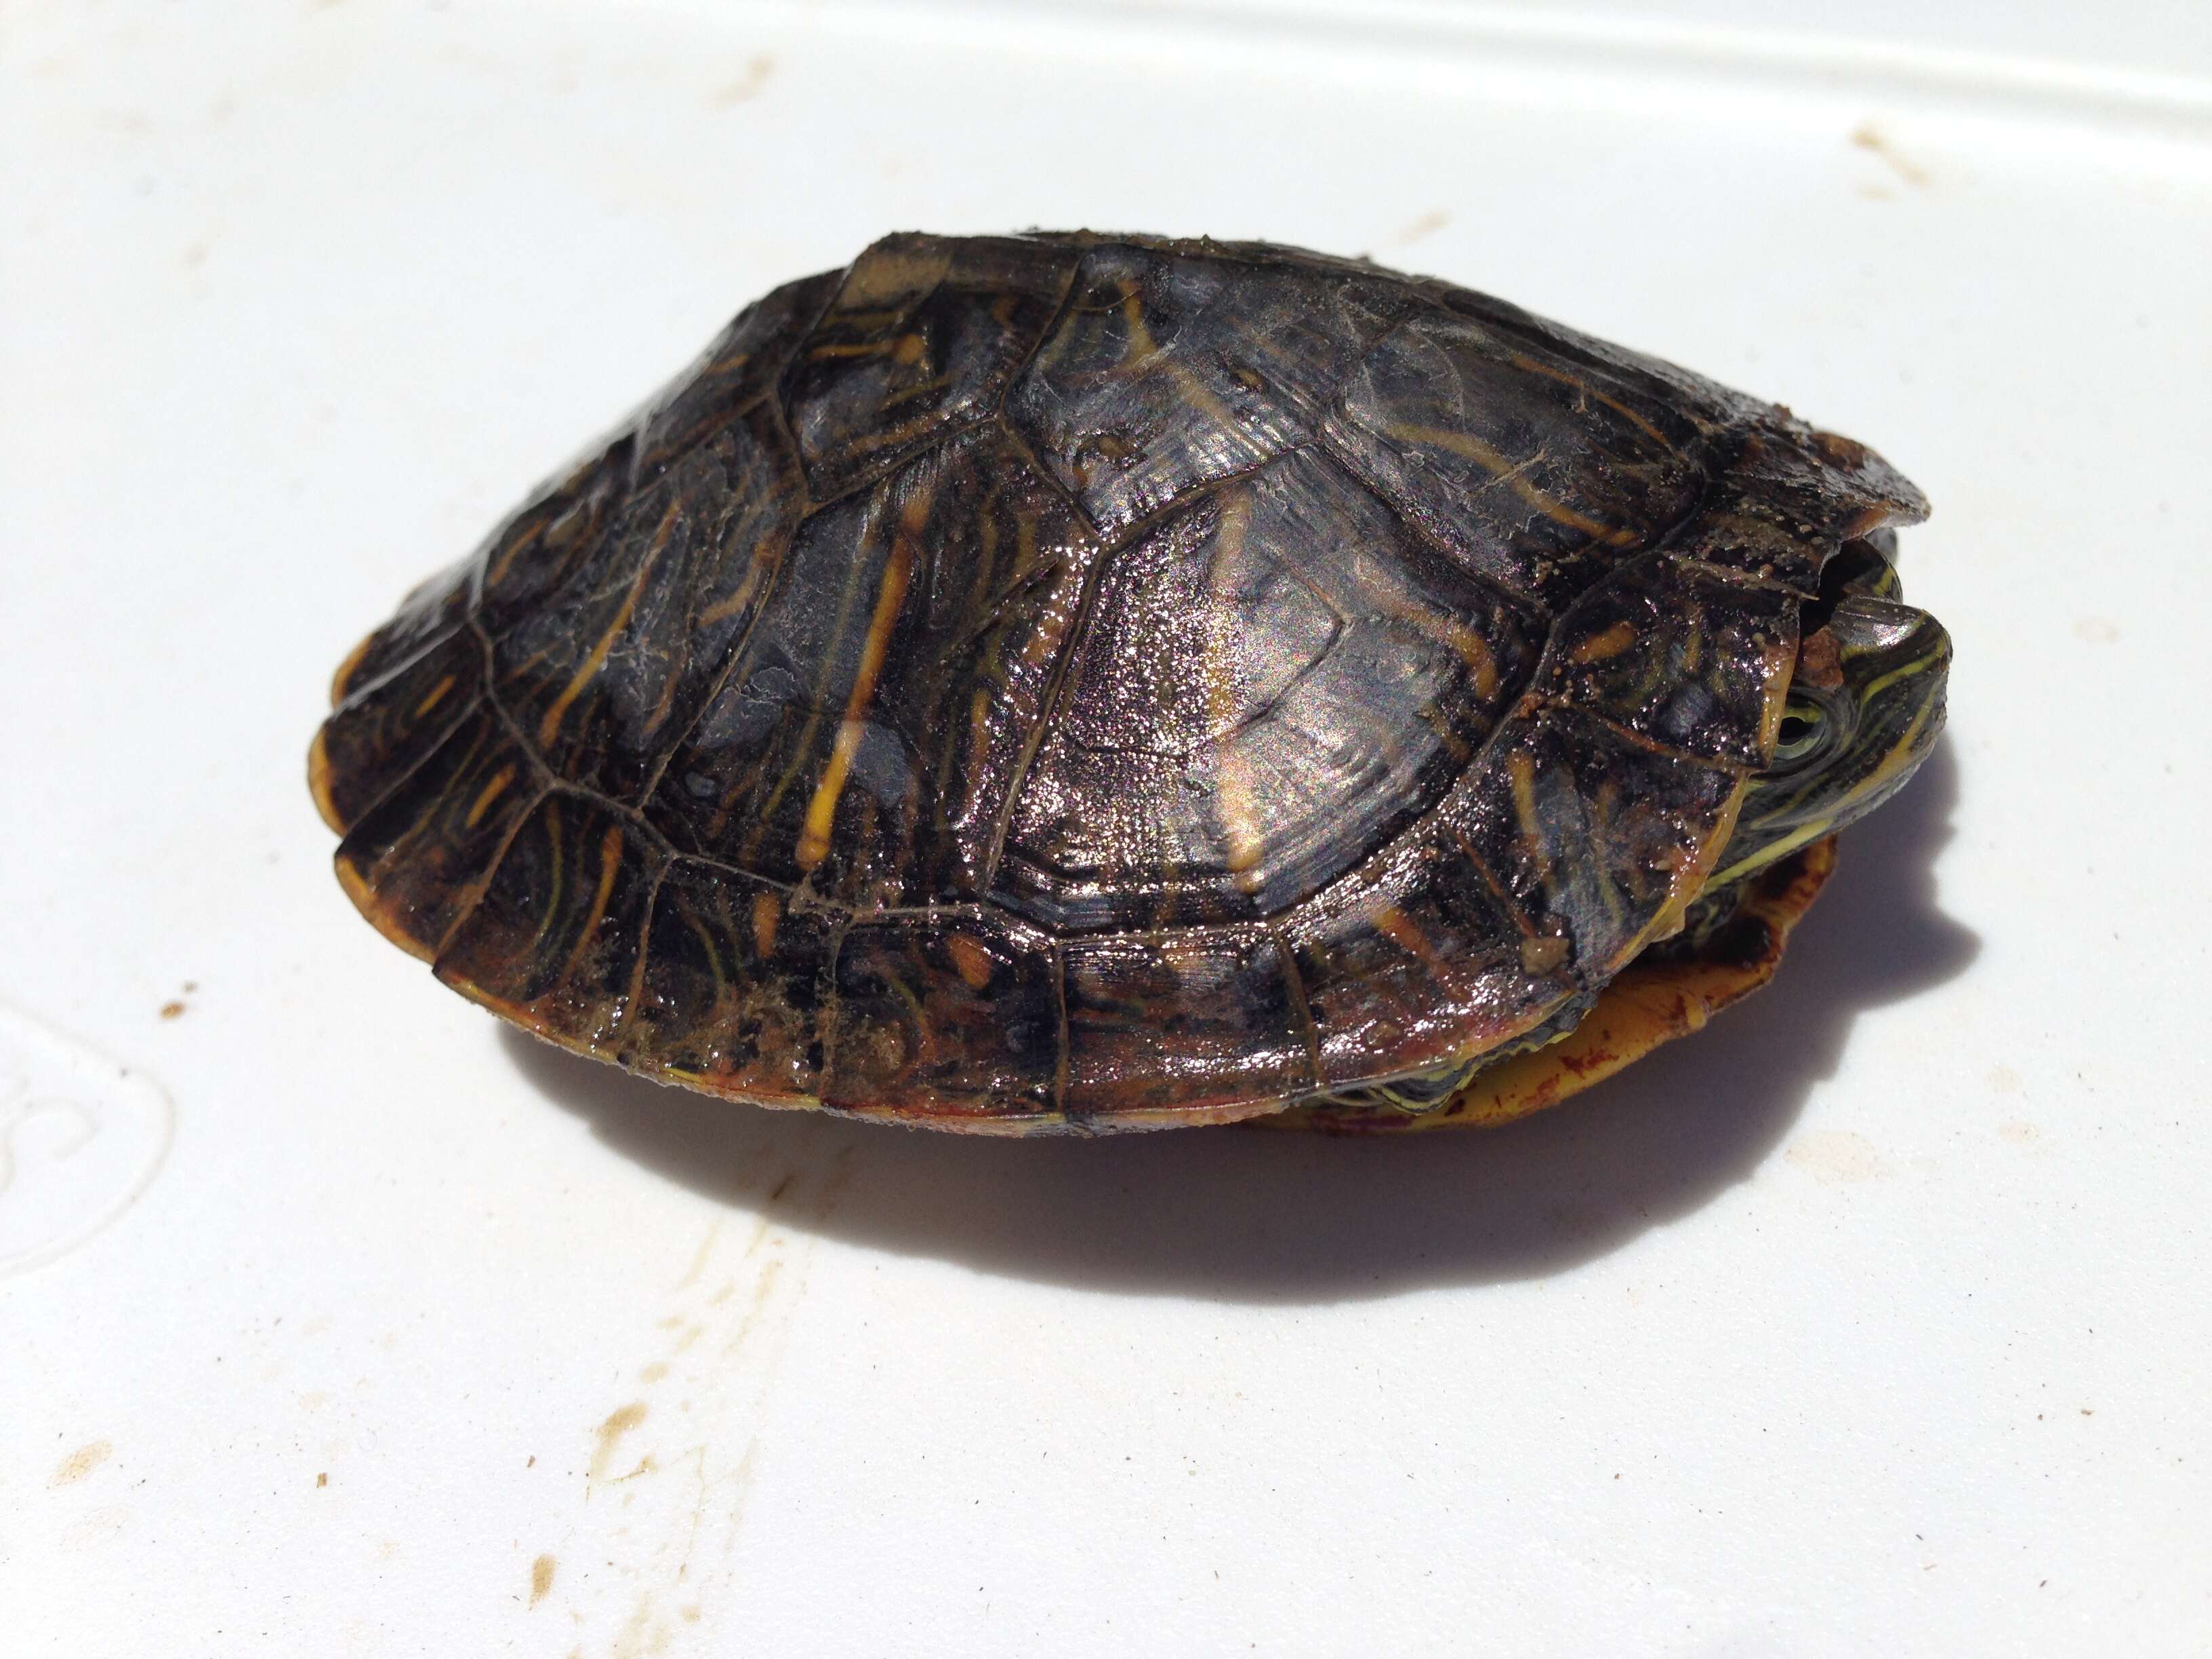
xmin=529 ymin=1553 xmax=557 ymax=1607
xmin=589 ymin=1403 xmax=649 ymax=1485
xmin=159 ymin=1000 xmax=186 ymax=1020
xmin=1392 ymin=209 xmax=1449 ymax=246
xmin=710 ymin=53 xmax=775 ymax=107
xmin=53 ymin=1440 xmax=113 ymax=1486
xmin=1851 ymin=122 xmax=1931 ymax=188
xmin=1786 ymin=1128 xmax=1889 ymax=1183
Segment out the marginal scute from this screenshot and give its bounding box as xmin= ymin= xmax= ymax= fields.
xmin=329 ymin=556 xmax=474 ymax=708
xmin=1061 ymin=926 xmax=1314 ymax=1120
xmin=312 ymin=627 xmax=485 ymax=833
xmin=433 ymin=791 xmax=664 ymax=1052
xmin=489 ymin=403 xmax=805 ymax=804
xmin=1445 ymin=703 xmax=1745 ymax=979
xmin=623 ymin=859 xmax=838 ymax=1105
xmin=782 ymin=233 xmax=1079 ymax=499
xmin=332 ymin=710 xmax=541 ymax=960
xmin=825 ymin=911 xmax=1062 ymax=1126
xmin=1284 ymin=830 xmax=1579 ymax=1088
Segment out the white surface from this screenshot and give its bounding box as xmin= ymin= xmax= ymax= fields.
xmin=5 ymin=3 xmax=2209 ymax=1654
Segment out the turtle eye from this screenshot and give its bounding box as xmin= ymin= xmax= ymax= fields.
xmin=1772 ymin=697 xmax=1828 ymax=767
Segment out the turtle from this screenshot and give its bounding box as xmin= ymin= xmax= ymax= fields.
xmin=309 ymin=230 xmax=1950 ymax=1136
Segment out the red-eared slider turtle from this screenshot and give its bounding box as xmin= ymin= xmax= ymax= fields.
xmin=310 ymin=232 xmax=1950 ymax=1134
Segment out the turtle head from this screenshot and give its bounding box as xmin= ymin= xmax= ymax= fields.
xmin=1708 ymin=537 xmax=1951 ymax=888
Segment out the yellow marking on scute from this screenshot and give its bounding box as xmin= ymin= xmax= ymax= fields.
xmin=554 ymin=824 xmax=626 ymax=983
xmin=464 ymin=764 xmax=518 ymax=830
xmin=1118 ymin=283 xmax=1160 ymax=364
xmin=535 ymin=499 xmax=676 ymax=749
xmin=805 ymin=338 xmax=900 ymax=361
xmin=1570 ymin=621 xmax=1637 ymax=664
xmin=1642 ymin=782 xmax=1746 ymax=944
xmin=411 ymin=674 xmax=457 ymax=716
xmin=1384 ymin=422 xmax=1639 ymax=548
xmin=945 ymin=933 xmax=994 ymax=990
xmin=1371 ymin=902 xmax=1445 ymax=973
xmin=697 ymin=535 xmax=777 ymax=628
xmin=1374 ymin=595 xmax=1500 ymax=697
xmin=1503 ymin=350 xmax=1675 ymax=447
xmin=751 ymin=890 xmax=779 ymax=960
xmin=1199 ymin=493 xmax=1267 ymax=886
xmin=892 ymin=331 xmax=927 ymax=366
xmin=795 ymin=525 xmax=917 ymax=872
xmin=1508 ymin=751 xmax=1542 ymax=842
xmin=489 ymin=509 xmax=561 ymax=591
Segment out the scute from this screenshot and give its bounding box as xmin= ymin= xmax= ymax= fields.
xmin=314 ymin=230 xmax=1929 ymax=1133
xmin=1324 ymin=304 xmax=1723 ymax=610
xmin=647 ymin=419 xmax=1100 ymax=907
xmin=996 ymin=444 xmax=1541 ymax=931
xmin=489 ymin=404 xmax=805 ymax=804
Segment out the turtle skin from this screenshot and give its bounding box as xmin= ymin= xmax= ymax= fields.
xmin=310 ymin=230 xmax=1927 ymax=1134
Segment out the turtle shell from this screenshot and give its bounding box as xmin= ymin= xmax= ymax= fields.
xmin=310 ymin=231 xmax=1927 ymax=1134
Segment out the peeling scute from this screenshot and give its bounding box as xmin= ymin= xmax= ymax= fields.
xmin=634 ymin=270 xmax=841 ymax=471
xmin=782 ymin=233 xmax=1078 ymax=499
xmin=1006 ymin=239 xmax=1406 ymax=535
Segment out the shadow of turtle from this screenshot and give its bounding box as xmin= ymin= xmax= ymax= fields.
xmin=505 ymin=739 xmax=1976 ymax=1303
